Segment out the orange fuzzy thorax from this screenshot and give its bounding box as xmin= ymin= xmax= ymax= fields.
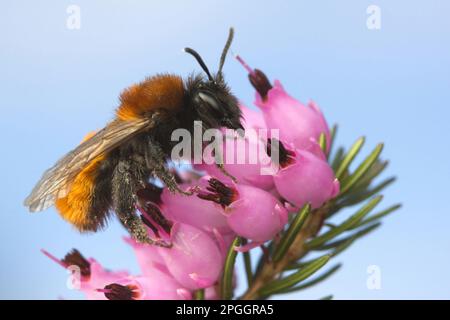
xmin=116 ymin=74 xmax=184 ymax=121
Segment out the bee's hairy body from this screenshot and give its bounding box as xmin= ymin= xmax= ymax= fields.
xmin=55 ymin=73 xmax=241 ymax=244
xmin=24 ymin=29 xmax=242 ymax=245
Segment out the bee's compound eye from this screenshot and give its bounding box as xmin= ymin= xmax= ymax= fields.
xmin=198 ymin=92 xmax=220 ymax=111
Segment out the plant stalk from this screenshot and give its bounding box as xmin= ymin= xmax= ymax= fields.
xmin=241 ymin=205 xmax=329 ymax=300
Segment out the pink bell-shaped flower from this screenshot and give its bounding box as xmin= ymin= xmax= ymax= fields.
xmin=157 ymin=223 xmax=223 ymax=290
xmin=159 ymin=178 xmax=231 ymax=234
xmin=197 ymin=178 xmax=288 ymax=245
xmin=239 ymin=102 xmax=266 ymax=131
xmin=236 ymin=55 xmax=331 ymax=154
xmin=269 ymin=140 xmax=340 ymax=209
xmin=123 ymin=236 xmax=169 ymax=276
xmin=195 ymin=132 xmax=274 ymax=190
xmin=41 ymin=249 xmax=129 ymax=300
xmin=98 ymin=270 xmax=192 ymax=300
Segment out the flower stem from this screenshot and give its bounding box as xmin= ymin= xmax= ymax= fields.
xmin=221 ymin=237 xmax=241 ymax=300
xmin=241 ymin=239 xmax=253 ymax=287
xmin=241 ymin=205 xmax=329 ymax=300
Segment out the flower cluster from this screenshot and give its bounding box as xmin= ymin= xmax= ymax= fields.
xmin=44 ymin=57 xmax=340 ymax=300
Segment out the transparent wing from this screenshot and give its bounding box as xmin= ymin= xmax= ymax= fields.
xmin=24 ymin=115 xmax=158 ymax=212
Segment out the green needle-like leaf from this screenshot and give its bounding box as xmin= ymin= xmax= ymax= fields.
xmin=329 ymin=223 xmax=382 ymax=258
xmin=294 ymin=224 xmax=380 ymax=271
xmin=306 ymin=196 xmax=383 ymax=249
xmin=243 ymin=252 xmax=252 ymax=287
xmin=320 ymin=295 xmax=334 ymax=300
xmin=254 ymin=242 xmax=275 ymax=277
xmin=319 ymin=133 xmax=327 ymax=154
xmin=241 ymin=239 xmax=253 ymax=287
xmin=329 ymin=124 xmax=338 ymax=153
xmin=315 ymin=222 xmax=382 ymax=251
xmin=324 ymin=222 xmax=338 ymax=229
xmin=330 ymin=237 xmax=356 ymax=257
xmin=272 ymin=204 xmax=311 ymax=263
xmin=331 ymin=147 xmax=345 ymax=171
xmin=259 ymin=255 xmax=331 ymax=297
xmin=285 ymin=262 xmax=306 ymax=271
xmin=339 ymin=143 xmax=384 ymax=195
xmin=340 ymin=177 xmax=396 ymax=207
xmin=278 ymin=264 xmax=342 ymax=293
xmin=351 ymin=160 xmax=389 ymax=192
xmin=350 ymin=204 xmax=401 ymax=230
xmin=335 ymin=137 xmax=365 ymax=179
xmin=221 ymin=237 xmax=241 ymax=300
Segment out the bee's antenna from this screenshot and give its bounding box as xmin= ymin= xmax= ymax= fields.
xmin=184 ymin=47 xmax=213 ymax=81
xmin=218 ymin=27 xmax=234 ymax=76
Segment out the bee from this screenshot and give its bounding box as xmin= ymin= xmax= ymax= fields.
xmin=24 ymin=28 xmax=243 ymax=246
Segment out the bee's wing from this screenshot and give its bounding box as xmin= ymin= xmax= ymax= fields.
xmin=24 ymin=115 xmax=159 ymax=212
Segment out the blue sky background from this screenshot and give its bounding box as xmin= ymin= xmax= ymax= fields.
xmin=1 ymin=0 xmax=449 ymax=299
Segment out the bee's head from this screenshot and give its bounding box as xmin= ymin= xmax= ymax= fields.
xmin=184 ymin=28 xmax=243 ymax=131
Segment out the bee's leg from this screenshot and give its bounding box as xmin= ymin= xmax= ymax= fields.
xmin=111 ymin=159 xmax=170 ymax=247
xmin=145 ymin=138 xmax=192 ymax=195
xmin=216 ymin=163 xmax=237 ymax=183
xmin=213 ymin=144 xmax=238 ymax=183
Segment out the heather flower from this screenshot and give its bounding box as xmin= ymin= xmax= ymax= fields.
xmin=159 ymin=178 xmax=231 ymax=233
xmin=157 ymin=223 xmax=224 ymax=290
xmin=123 ymin=236 xmax=168 ymax=276
xmin=99 ymin=271 xmax=192 ymax=300
xmin=236 ymin=55 xmax=331 ymax=154
xmin=239 ymin=102 xmax=266 ymax=131
xmin=42 ymin=249 xmax=129 ymax=300
xmin=269 ymin=140 xmax=340 ymax=209
xmin=196 ymin=133 xmax=274 ymax=190
xmin=41 ymin=47 xmax=396 ymax=302
xmin=135 ymin=179 xmax=232 ymax=235
xmin=198 ymin=177 xmax=288 ymax=245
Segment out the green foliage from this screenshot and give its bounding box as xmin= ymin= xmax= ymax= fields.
xmin=221 ymin=125 xmax=400 ymax=300
xmin=272 ymin=204 xmax=311 ymax=262
xmin=259 ymin=255 xmax=331 ymax=297
xmin=221 ymin=237 xmax=241 ymax=299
